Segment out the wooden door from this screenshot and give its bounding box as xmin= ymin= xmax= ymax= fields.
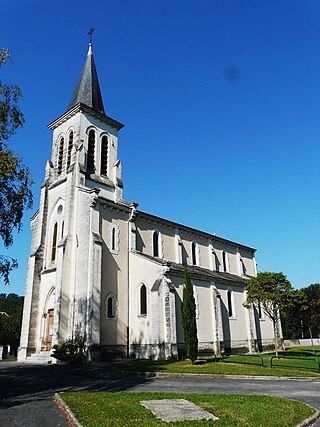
xmin=45 ymin=309 xmax=54 ymax=351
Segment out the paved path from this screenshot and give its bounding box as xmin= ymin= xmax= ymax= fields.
xmin=0 ymin=362 xmax=319 ymax=426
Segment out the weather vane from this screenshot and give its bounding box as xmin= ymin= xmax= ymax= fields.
xmin=88 ymin=27 xmax=95 ymax=45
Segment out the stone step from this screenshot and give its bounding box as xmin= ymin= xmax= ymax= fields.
xmin=25 ymin=351 xmax=53 ymax=364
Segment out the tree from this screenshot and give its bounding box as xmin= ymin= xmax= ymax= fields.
xmin=0 ymin=48 xmax=33 ymax=285
xmin=301 ymin=284 xmax=320 ymax=353
xmin=280 ymin=284 xmax=320 ymax=353
xmin=0 ymin=293 xmax=24 ymax=356
xmin=244 ymin=272 xmax=298 ymax=356
xmin=0 ymin=292 xmax=24 ymax=315
xmin=181 ymin=269 xmax=198 ymax=363
xmin=280 ymin=289 xmax=306 ymax=340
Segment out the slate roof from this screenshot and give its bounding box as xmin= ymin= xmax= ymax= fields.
xmin=168 ymin=262 xmax=250 ymax=285
xmin=68 ymin=45 xmax=105 ymax=114
xmin=134 ymin=251 xmax=250 ymax=285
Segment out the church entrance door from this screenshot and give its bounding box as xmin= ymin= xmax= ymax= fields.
xmin=45 ymin=309 xmax=54 ymax=351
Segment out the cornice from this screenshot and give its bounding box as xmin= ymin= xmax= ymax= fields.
xmin=48 ymin=103 xmax=124 ymax=131
xmin=136 ymin=210 xmax=256 ymax=252
xmin=99 ymin=197 xmax=134 ymax=214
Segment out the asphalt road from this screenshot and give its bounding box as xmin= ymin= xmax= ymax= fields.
xmin=130 ymin=375 xmax=320 ymax=409
xmin=0 ymin=361 xmax=319 ymax=426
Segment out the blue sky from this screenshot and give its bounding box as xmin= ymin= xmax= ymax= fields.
xmin=1 ymin=0 xmax=319 ymax=295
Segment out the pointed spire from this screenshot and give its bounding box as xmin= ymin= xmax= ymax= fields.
xmin=68 ymin=43 xmax=105 ymax=114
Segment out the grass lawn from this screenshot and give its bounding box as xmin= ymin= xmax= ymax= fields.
xmin=286 ymin=346 xmax=320 ymax=354
xmin=118 ymin=346 xmax=320 ymax=377
xmin=61 ymin=392 xmax=316 ymax=427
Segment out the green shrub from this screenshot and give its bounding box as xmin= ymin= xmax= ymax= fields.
xmin=51 ymin=335 xmax=88 ymax=363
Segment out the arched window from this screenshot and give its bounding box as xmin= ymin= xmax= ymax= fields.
xmin=111 ymin=227 xmax=116 ymax=251
xmin=140 ymin=284 xmax=147 ymax=315
xmin=66 ymin=131 xmax=73 ymax=169
xmin=214 ymin=252 xmax=219 ymax=271
xmin=258 ymin=302 xmax=263 ymax=319
xmin=153 ymin=231 xmax=159 ymax=257
xmin=227 ymin=289 xmax=233 ymax=317
xmin=240 ymin=258 xmax=246 ymax=275
xmin=222 ymin=250 xmax=228 ymax=272
xmin=51 ymin=223 xmax=58 ymax=262
xmin=101 ymin=136 xmax=108 ymax=176
xmin=191 ymin=241 xmax=197 ymax=265
xmin=110 ymin=225 xmax=119 ymax=253
xmin=106 ymin=294 xmax=116 ymax=319
xmin=87 ymin=130 xmax=95 ymax=172
xmin=57 ymin=137 xmax=64 ymax=175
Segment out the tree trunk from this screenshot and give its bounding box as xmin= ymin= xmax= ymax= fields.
xmin=273 ymin=320 xmax=278 ymax=357
xmin=309 ymin=327 xmax=315 ymax=354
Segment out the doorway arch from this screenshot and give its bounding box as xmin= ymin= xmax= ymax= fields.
xmin=43 ymin=287 xmax=55 ymax=351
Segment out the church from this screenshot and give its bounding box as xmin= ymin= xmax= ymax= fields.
xmin=18 ymin=42 xmax=276 ymax=362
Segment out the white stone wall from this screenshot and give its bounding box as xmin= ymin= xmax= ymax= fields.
xmin=169 ymin=273 xmax=275 ymax=354
xmin=239 ymin=250 xmax=256 ymax=277
xmin=129 ymin=251 xmax=169 ymax=357
xmin=284 ymin=338 xmax=320 ymax=347
xmin=100 ymin=203 xmax=130 ymax=349
xmin=133 ymin=213 xmax=257 ymax=278
xmin=71 ymin=187 xmax=95 ymax=338
xmin=218 ymin=285 xmax=246 ymax=341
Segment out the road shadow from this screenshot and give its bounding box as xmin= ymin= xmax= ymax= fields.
xmin=0 ymin=361 xmax=154 ymax=410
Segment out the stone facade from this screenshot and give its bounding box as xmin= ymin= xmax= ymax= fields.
xmin=18 ymin=45 xmax=278 ymax=362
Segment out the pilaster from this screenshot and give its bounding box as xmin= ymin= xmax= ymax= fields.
xmin=164 ymin=277 xmax=178 ymax=359
xmin=86 ymin=190 xmax=102 ymax=349
xmin=17 ymin=255 xmax=36 ymax=360
xmin=211 ymin=282 xmax=224 ymax=356
xmin=244 ymin=290 xmax=256 ymax=353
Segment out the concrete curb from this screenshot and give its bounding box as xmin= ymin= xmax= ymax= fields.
xmin=154 ymin=372 xmax=320 ymax=381
xmin=118 ymin=369 xmax=320 ymax=381
xmin=54 ymin=391 xmax=319 ymax=427
xmin=54 ymin=393 xmax=83 ymax=427
xmin=295 ymin=405 xmax=320 ymax=427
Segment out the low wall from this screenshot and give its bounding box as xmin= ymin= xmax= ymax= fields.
xmin=284 ymin=338 xmax=320 ymax=347
xmin=0 ymin=345 xmax=10 ymax=359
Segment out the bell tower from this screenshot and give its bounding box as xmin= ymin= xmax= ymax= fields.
xmin=18 ymin=41 xmax=125 ymax=361
xmin=47 ymin=42 xmax=124 ymax=202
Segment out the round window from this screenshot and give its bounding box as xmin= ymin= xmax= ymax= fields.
xmin=57 ymin=205 xmax=63 ymax=214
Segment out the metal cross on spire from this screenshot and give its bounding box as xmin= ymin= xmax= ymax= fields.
xmin=88 ymin=27 xmax=95 ymax=45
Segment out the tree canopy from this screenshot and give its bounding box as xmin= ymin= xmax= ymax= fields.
xmin=0 ymin=293 xmax=24 ymax=355
xmin=0 ymin=292 xmax=24 ymax=315
xmin=281 ymin=283 xmax=320 ymax=348
xmin=244 ymin=271 xmax=298 ymax=355
xmin=302 ymin=284 xmax=320 ymax=338
xmin=0 ymin=48 xmax=33 ymax=285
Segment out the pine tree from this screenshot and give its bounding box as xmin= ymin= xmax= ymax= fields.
xmin=181 ymin=269 xmax=198 ymax=363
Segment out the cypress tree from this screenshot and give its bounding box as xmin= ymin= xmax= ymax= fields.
xmin=181 ymin=269 xmax=198 ymax=363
